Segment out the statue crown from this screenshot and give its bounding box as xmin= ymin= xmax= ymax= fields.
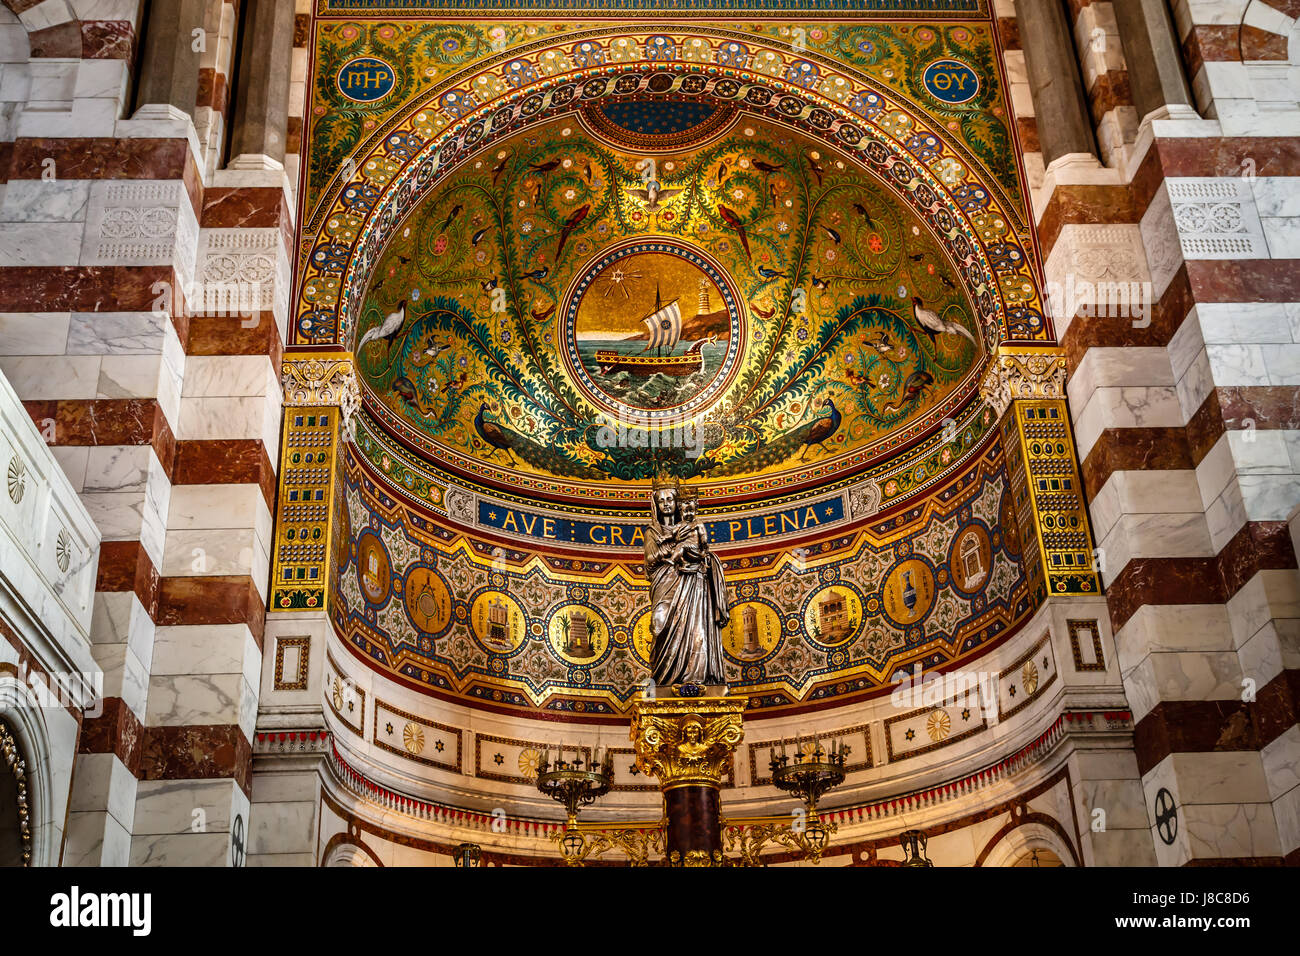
xmin=650 ymin=471 xmax=681 ymax=493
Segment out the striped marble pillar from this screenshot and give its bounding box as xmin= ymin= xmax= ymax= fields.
xmin=1009 ymin=0 xmax=1300 ymax=864
xmin=0 ymin=0 xmax=296 ymax=865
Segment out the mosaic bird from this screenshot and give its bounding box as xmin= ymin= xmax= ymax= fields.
xmin=811 ymin=275 xmax=830 ymax=291
xmin=823 ymin=225 xmax=842 ymax=244
xmin=531 ymin=303 xmax=556 ymax=322
xmin=717 ymin=204 xmax=750 ymax=261
xmin=852 ymin=202 xmax=876 ymax=227
xmin=521 ymin=266 xmax=549 ymax=282
xmin=475 ymin=402 xmax=519 ymax=465
xmin=807 ymin=154 xmax=825 ymax=185
xmin=555 ymin=203 xmax=590 ymax=262
xmin=751 ymin=397 xmax=842 ymax=468
xmin=471 ymin=227 xmax=489 ymax=246
xmin=908 ymin=252 xmax=925 ymax=262
xmin=756 ymin=266 xmax=787 ymax=281
xmin=393 ymin=375 xmax=435 ymax=416
xmin=882 ymin=370 xmax=934 ymax=415
xmin=583 ymin=161 xmax=594 ymax=185
xmin=356 ymin=301 xmax=407 ymax=353
xmin=480 ymin=277 xmax=499 ymax=292
xmin=408 ymin=331 xmax=450 ymax=368
xmin=715 ymin=159 xmax=729 ymax=184
xmin=491 ymin=151 xmax=512 ymax=183
xmin=528 ymin=158 xmax=561 ymax=174
xmin=440 ymin=203 xmax=463 ymax=232
xmin=796 ymin=397 xmax=842 ymax=461
xmin=751 ymin=304 xmax=776 ymax=319
xmin=752 ymin=160 xmax=783 ymax=175
xmin=861 ymin=331 xmax=897 ymax=356
xmin=625 ymin=181 xmax=682 ymax=211
xmin=911 ymin=297 xmax=977 ymax=347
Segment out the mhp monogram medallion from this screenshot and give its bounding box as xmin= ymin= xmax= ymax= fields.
xmin=337 ymin=56 xmax=395 ymax=103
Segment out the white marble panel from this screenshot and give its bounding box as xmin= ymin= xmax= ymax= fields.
xmin=167 ymin=482 xmax=270 ymax=533
xmin=1226 ymin=569 xmax=1300 ymax=650
xmin=63 ymin=811 xmax=131 ymax=867
xmin=1139 ymin=182 xmax=1184 ymax=300
xmin=69 ymin=751 xmax=137 ymax=827
xmin=1251 ymin=177 xmax=1300 ymax=219
xmin=145 ymin=672 xmax=246 ymax=727
xmin=51 ymin=445 xmax=88 ymax=492
xmin=0 ymin=222 xmax=85 ymax=266
xmin=1072 ymin=384 xmax=1185 ymax=461
xmin=1238 ymin=473 xmax=1300 ymax=522
xmin=72 ymin=58 xmax=129 ymax=103
xmin=1206 ymin=343 xmax=1270 ymax=386
xmin=1227 ymin=429 xmax=1293 ymax=474
xmin=151 ymin=623 xmax=257 ymax=678
xmin=181 ymin=354 xmax=277 ymax=398
xmin=79 ymin=180 xmax=199 ymax=292
xmin=0 ymin=179 xmax=90 ymax=223
xmin=1115 ymin=604 xmax=1234 ymax=675
xmin=0 ymin=312 xmax=71 ymax=355
xmin=1067 ymin=346 xmax=1172 ymax=413
xmin=1193 ymin=301 xmax=1294 ymax=344
xmin=66 ymin=310 xmax=171 ymax=355
xmin=0 ymin=354 xmax=99 ymax=399
xmin=1261 ymin=344 xmax=1300 ymax=384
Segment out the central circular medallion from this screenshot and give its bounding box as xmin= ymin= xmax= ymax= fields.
xmin=562 ymin=240 xmax=743 ymax=427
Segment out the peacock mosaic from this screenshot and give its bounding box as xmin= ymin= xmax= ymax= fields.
xmin=330 ymin=436 xmax=1033 ymax=717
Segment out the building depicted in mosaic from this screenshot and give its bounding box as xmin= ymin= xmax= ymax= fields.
xmin=0 ymin=0 xmax=1295 ymax=869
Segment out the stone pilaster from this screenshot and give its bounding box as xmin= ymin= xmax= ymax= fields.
xmin=132 ymin=0 xmax=206 ymax=122
xmin=226 ymin=0 xmax=296 ymax=170
xmin=1112 ymin=0 xmax=1198 ymax=127
xmin=1014 ymin=0 xmax=1099 ymax=167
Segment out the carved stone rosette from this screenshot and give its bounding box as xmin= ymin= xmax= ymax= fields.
xmin=978 ymin=347 xmax=1068 ymax=420
xmin=629 ymin=696 xmax=746 ymax=791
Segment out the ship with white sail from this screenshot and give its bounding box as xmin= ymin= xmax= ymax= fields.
xmin=594 ymin=286 xmax=706 ymax=378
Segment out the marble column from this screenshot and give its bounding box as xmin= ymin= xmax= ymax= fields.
xmin=1015 ymin=0 xmax=1098 ymax=167
xmin=227 ymin=0 xmax=297 ymax=170
xmin=133 ymin=0 xmax=206 ymax=120
xmin=1112 ymin=0 xmax=1197 ymax=125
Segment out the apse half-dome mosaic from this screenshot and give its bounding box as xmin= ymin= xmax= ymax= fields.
xmin=298 ymin=18 xmax=1053 ymax=718
xmin=352 ymin=111 xmax=986 ymax=495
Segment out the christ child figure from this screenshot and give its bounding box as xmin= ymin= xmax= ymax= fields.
xmin=673 ymin=492 xmax=710 ymax=566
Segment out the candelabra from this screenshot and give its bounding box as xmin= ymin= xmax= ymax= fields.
xmin=535 ymin=747 xmax=615 ymax=865
xmin=726 ymin=738 xmax=848 ymax=865
xmin=900 ymin=828 xmax=934 ymax=867
xmin=453 ymin=843 xmax=482 ymax=867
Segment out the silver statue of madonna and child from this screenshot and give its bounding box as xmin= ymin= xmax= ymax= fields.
xmin=644 ymin=475 xmax=730 ymax=692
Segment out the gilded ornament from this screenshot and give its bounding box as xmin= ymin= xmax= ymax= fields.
xmin=629 ymin=696 xmax=746 ymax=791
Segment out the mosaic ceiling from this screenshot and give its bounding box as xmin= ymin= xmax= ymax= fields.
xmin=298 ymin=2 xmax=1052 ymax=716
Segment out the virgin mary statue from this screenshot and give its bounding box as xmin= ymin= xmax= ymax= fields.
xmin=645 ymin=478 xmax=729 ymax=689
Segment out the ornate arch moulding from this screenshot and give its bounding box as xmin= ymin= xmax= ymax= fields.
xmin=294 ymin=27 xmax=1050 ymax=355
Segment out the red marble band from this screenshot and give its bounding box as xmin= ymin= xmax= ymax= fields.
xmin=1133 ymin=668 xmax=1300 ymax=776
xmin=1106 ymin=520 xmax=1299 ymax=634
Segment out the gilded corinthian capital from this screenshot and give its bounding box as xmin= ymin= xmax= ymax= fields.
xmin=629 ymin=697 xmax=746 ymax=791
xmin=282 ymin=353 xmax=361 ymax=409
xmin=978 ymin=346 xmax=1068 ymax=420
